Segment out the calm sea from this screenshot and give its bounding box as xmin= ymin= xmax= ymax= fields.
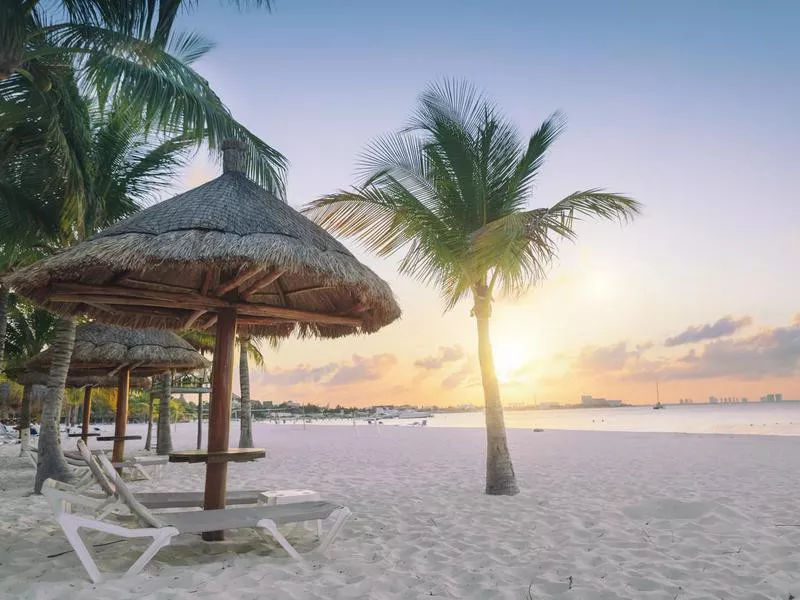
xmin=426 ymin=402 xmax=800 ymax=436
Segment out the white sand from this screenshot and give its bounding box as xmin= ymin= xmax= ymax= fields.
xmin=1 ymin=423 xmax=799 ymax=599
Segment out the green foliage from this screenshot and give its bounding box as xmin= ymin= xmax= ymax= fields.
xmin=4 ymin=294 xmax=59 ymax=368
xmin=0 ymin=1 xmax=285 ymax=199
xmin=304 ymin=80 xmax=641 ymax=309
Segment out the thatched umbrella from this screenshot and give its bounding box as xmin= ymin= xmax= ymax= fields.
xmin=7 ymin=140 xmax=400 ymax=540
xmin=21 ymin=323 xmax=208 ymax=461
xmin=9 ymin=368 xmax=151 ymax=444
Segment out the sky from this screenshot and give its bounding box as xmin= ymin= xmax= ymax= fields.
xmin=167 ymin=0 xmax=800 ymax=407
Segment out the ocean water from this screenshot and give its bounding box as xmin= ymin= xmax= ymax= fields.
xmin=426 ymin=402 xmax=800 ymax=436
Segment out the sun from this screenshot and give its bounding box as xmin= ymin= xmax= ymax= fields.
xmin=493 ymin=340 xmax=529 ymax=383
xmin=585 ymin=270 xmax=615 ymax=301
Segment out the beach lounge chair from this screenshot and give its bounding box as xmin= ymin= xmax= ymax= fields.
xmin=41 ymin=465 xmax=351 ymax=583
xmin=74 ymin=441 xmax=268 ymax=514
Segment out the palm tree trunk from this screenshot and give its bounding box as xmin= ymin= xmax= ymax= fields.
xmin=196 ymin=392 xmax=203 ymax=450
xmin=0 ymin=284 xmax=8 ymax=419
xmin=238 ymin=336 xmax=253 ymax=448
xmin=473 ymin=289 xmax=518 ymax=496
xmin=34 ymin=317 xmax=76 ymax=493
xmin=156 ymin=373 xmax=172 ymax=455
xmin=18 ymin=383 xmax=32 ymax=456
xmin=0 ymin=284 xmax=9 ymax=370
xmin=144 ymin=391 xmax=154 ymax=450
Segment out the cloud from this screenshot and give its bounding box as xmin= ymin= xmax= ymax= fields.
xmin=414 ymin=345 xmax=465 ymax=369
xmin=258 ymin=354 xmax=397 ymax=387
xmin=625 ymin=322 xmax=800 ymax=381
xmin=440 ymin=358 xmax=478 ymax=390
xmin=328 ymin=354 xmax=398 ymax=385
xmin=259 ymin=363 xmax=338 ymax=385
xmin=664 ymin=316 xmax=752 ymax=347
xmin=575 ymin=342 xmax=652 ymax=372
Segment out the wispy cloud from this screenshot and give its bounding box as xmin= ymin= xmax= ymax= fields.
xmin=257 ymin=354 xmax=398 ymax=387
xmin=664 ymin=316 xmax=752 ymax=347
xmin=575 ymin=342 xmax=652 ymax=372
xmin=328 ymin=354 xmax=398 ymax=385
xmin=414 ymin=345 xmax=465 ymax=369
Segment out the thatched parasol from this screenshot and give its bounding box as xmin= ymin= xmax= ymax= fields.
xmin=9 ymin=367 xmax=151 ymax=444
xmin=18 ymin=323 xmax=208 ymax=456
xmin=7 ymin=140 xmax=401 ymax=540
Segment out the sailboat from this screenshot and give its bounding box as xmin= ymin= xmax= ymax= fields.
xmin=653 ymin=381 xmax=664 ymax=409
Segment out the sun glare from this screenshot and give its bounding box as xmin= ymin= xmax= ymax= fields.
xmin=493 ymin=340 xmax=529 ymax=384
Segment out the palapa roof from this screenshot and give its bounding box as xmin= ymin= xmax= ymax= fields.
xmin=21 ymin=322 xmax=209 ymax=378
xmin=6 ymin=141 xmax=401 ymax=338
xmin=9 ymin=368 xmax=152 ymax=390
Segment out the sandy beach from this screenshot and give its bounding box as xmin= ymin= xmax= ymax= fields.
xmin=1 ymin=423 xmax=799 ymax=599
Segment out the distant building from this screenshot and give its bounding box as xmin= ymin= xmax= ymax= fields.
xmin=760 ymin=393 xmax=783 ymax=403
xmin=709 ymin=396 xmax=719 ymax=404
xmin=580 ymin=394 xmax=611 ymax=408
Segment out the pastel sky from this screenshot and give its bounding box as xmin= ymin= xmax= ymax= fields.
xmin=168 ymin=0 xmax=799 ymax=407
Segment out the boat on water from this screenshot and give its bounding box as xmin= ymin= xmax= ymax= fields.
xmin=653 ymin=382 xmax=664 ymax=409
xmin=373 ymin=407 xmax=434 ymax=420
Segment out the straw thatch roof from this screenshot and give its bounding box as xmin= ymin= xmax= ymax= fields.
xmin=21 ymin=323 xmax=209 ymax=378
xmin=6 ymin=141 xmax=401 ymax=338
xmin=8 ymin=368 xmax=152 ymax=390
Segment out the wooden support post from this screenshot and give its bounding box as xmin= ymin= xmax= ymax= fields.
xmin=81 ymin=387 xmax=92 ymax=444
xmin=202 ymin=307 xmax=237 ymax=541
xmin=197 ymin=392 xmax=203 ymax=450
xmin=112 ymin=367 xmax=130 ymax=473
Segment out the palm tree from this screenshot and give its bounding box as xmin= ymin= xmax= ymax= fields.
xmin=4 ymin=294 xmax=58 ymax=453
xmin=1 ymin=71 xmax=205 ymax=491
xmin=237 ymin=334 xmax=268 ymax=448
xmin=155 ymin=373 xmax=173 ymax=455
xmin=304 ymin=81 xmax=641 ymax=495
xmin=0 ymin=1 xmax=285 ymax=194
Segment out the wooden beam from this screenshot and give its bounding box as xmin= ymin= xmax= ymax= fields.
xmin=214 ymin=267 xmax=264 ymax=297
xmin=183 ymin=309 xmax=207 ymax=330
xmin=51 ymin=283 xmax=228 ymax=308
xmin=118 ymin=278 xmax=197 ymax=295
xmin=240 ymin=268 xmax=285 ymax=301
xmin=235 ymin=316 xmax=286 ymax=326
xmin=203 ymin=307 xmax=238 ymax=541
xmin=235 ymin=303 xmax=361 ymax=326
xmin=202 ymin=315 xmax=218 ymax=330
xmin=50 ymin=294 xmax=211 ymax=313
xmin=285 ymin=285 xmax=335 ymax=297
xmin=86 ymin=302 xmax=124 ymax=316
xmin=200 ymin=266 xmax=217 ymax=296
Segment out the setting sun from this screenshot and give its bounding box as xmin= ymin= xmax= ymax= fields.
xmin=493 ymin=339 xmax=529 ymax=383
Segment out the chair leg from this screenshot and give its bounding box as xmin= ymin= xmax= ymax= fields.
xmin=316 ymin=508 xmax=351 ymax=554
xmin=257 ymin=519 xmax=304 ymax=561
xmin=124 ymin=533 xmax=173 ymax=578
xmin=59 ymin=518 xmax=104 ymax=584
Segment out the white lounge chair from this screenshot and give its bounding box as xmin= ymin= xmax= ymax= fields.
xmin=41 ymin=467 xmax=351 ymax=583
xmin=73 ymin=441 xmax=268 ymax=515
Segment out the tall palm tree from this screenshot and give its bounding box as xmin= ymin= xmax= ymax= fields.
xmin=1 ymin=72 xmax=203 ymax=491
xmin=4 ymin=294 xmax=58 ymax=452
xmin=304 ymin=81 xmax=641 ymax=495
